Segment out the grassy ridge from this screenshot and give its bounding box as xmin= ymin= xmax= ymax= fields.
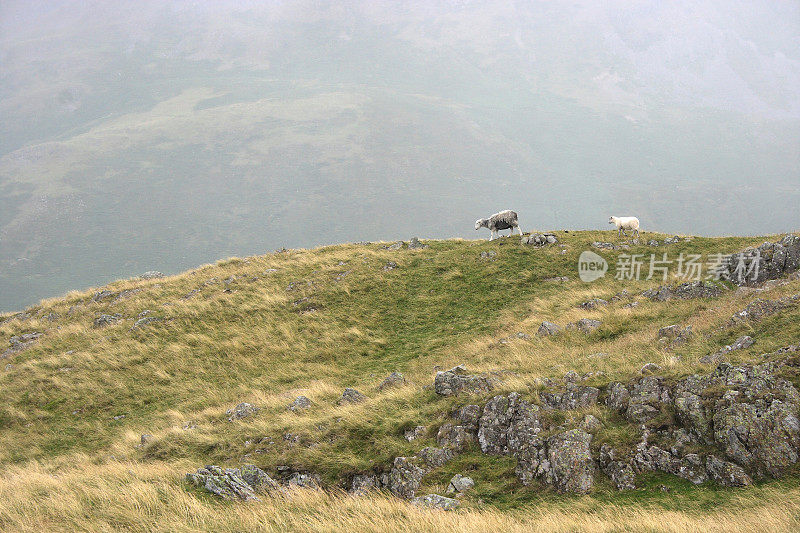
xmin=1 ymin=231 xmax=799 ymax=531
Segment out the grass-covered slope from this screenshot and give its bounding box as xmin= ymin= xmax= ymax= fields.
xmin=1 ymin=230 xmax=799 ymax=532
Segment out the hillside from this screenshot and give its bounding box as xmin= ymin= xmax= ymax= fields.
xmin=1 ymin=230 xmax=799 ymax=531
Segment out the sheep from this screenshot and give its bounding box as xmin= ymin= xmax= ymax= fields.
xmin=608 ymin=216 xmax=640 ymax=238
xmin=475 ymin=210 xmax=523 ymax=240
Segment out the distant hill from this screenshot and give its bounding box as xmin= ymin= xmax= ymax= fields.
xmin=1 ymin=1 xmax=799 ymax=311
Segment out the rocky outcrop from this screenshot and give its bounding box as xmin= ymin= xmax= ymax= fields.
xmin=447 ymin=474 xmax=474 ymax=493
xmin=543 ymin=429 xmax=596 ymax=493
xmin=722 ymin=234 xmax=800 ymax=286
xmin=186 ymin=465 xmax=279 ymax=501
xmin=434 ymin=365 xmax=493 ymax=396
xmin=287 ymin=396 xmax=312 ymax=412
xmin=643 ymin=281 xmax=725 ymax=301
xmin=388 ymin=457 xmax=426 ymax=499
xmin=2 ymin=331 xmax=42 ymax=358
xmin=729 ymin=295 xmax=798 ymax=325
xmin=411 ymin=494 xmax=460 ymax=510
xmin=378 ymin=372 xmax=406 ymax=390
xmin=337 ymin=388 xmax=367 ymax=405
xmin=522 ymin=233 xmax=558 ymax=246
xmin=227 ymin=402 xmax=258 ymax=421
xmin=700 ymin=336 xmax=754 ymax=364
xmin=537 ymin=321 xmax=561 ymax=336
xmin=566 ymin=318 xmax=601 ymax=334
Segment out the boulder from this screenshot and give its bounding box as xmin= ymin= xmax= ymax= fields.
xmin=140 ymin=271 xmax=165 ymax=279
xmin=185 ymin=465 xmax=277 ymax=501
xmin=700 ymin=336 xmax=754 ymax=364
xmin=378 ymin=372 xmax=406 ymax=390
xmin=411 ymin=494 xmax=460 ymax=510
xmin=389 ymin=457 xmax=425 ymax=499
xmin=544 ymin=429 xmax=596 ymax=494
xmin=599 ymin=445 xmax=636 ymax=490
xmin=643 ymin=281 xmax=724 ymax=301
xmin=446 ymin=474 xmax=475 ymax=494
xmin=540 ymin=383 xmax=599 ymax=410
xmin=407 ymin=237 xmax=429 ymax=250
xmin=706 ymin=455 xmax=752 ymax=487
xmin=537 ymin=321 xmax=561 ymax=337
xmin=417 ymin=447 xmax=454 ymax=469
xmin=93 ymin=314 xmax=121 ymax=328
xmin=286 ymin=472 xmax=321 ymax=489
xmin=337 ymin=388 xmax=367 ymax=405
xmin=227 ymin=402 xmax=258 ymax=421
xmin=404 ymin=426 xmax=426 ymax=442
xmin=287 ymin=396 xmax=312 ymax=412
xmin=729 ymin=296 xmax=798 ymax=325
xmin=434 ymin=365 xmax=493 ymax=396
xmin=436 ymin=423 xmax=476 ymax=452
xmin=350 ymin=474 xmax=380 ymax=494
xmin=566 ymin=319 xmax=601 ymax=334
xmin=579 ymin=298 xmax=608 ymax=310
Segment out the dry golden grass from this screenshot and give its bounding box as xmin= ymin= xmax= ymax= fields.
xmin=1 ymin=232 xmax=799 ymax=531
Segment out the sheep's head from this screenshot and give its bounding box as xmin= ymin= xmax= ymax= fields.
xmin=608 ymin=216 xmax=616 ymax=225
xmin=475 ymin=218 xmax=488 ymax=230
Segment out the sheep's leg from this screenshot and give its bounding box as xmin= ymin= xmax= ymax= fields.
xmin=489 ymin=230 xmax=497 ymax=241
xmin=516 ymin=224 xmax=524 ymax=236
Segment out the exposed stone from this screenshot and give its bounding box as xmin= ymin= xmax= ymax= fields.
xmin=287 ymin=396 xmax=312 ymax=412
xmin=434 ymin=365 xmax=493 ymax=396
xmin=350 ymin=474 xmax=380 ymax=494
xmin=437 ymin=423 xmax=476 ymax=452
xmin=227 ymin=402 xmax=258 ymax=421
xmin=378 ymin=372 xmax=406 ymax=390
xmin=140 ymin=271 xmax=165 ymax=279
xmin=186 ymin=465 xmax=277 ymax=501
xmin=540 ymin=382 xmax=599 ymax=410
xmin=721 ymin=234 xmax=800 ymax=286
xmin=286 ymin=472 xmax=321 ymax=489
xmin=407 ymin=237 xmax=429 ymax=250
xmin=93 ymin=314 xmax=121 ymax=328
xmin=544 ymin=429 xmax=596 ymax=494
xmin=386 ymin=241 xmax=404 ymax=251
xmin=479 ymin=250 xmax=497 ymax=261
xmin=337 ymin=388 xmax=367 ymax=405
xmin=599 ymin=445 xmax=636 ymax=490
xmin=580 ymin=298 xmax=608 ymax=310
xmin=93 ymin=290 xmax=116 ymax=302
xmin=729 ymin=296 xmax=798 ymax=325
xmin=640 ymin=363 xmax=662 ymax=375
xmin=452 ymin=404 xmax=482 ymax=429
xmin=581 ymin=414 xmax=602 ymax=434
xmin=537 ymin=321 xmax=561 ymax=337
xmin=706 ymin=455 xmax=752 ymax=487
xmin=700 ymin=336 xmax=754 ymax=364
xmin=411 ymin=494 xmax=460 ymax=510
xmin=643 ymin=281 xmax=724 ymax=301
xmin=446 ymin=474 xmax=475 ymax=493
xmin=418 ymin=447 xmax=454 ymax=469
xmin=389 ymin=456 xmax=425 ymax=499
xmin=383 ymin=261 xmax=399 ymax=271
xmin=566 ymin=318 xmax=601 ymax=334
xmin=404 ymin=426 xmax=426 ymax=442
xmin=131 ymin=316 xmax=161 ymax=330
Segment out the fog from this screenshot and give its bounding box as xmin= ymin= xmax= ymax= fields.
xmin=1 ymin=0 xmax=799 ymax=311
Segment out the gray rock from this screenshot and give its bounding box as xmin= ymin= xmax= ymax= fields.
xmin=592 ymin=242 xmax=616 ymax=250
xmin=140 ymin=271 xmax=164 ymax=280
xmin=700 ymin=336 xmax=754 ymax=364
xmin=227 ymin=402 xmax=258 ymax=421
xmin=640 ymin=363 xmax=662 ymax=375
xmin=417 ymin=446 xmax=454 ymax=469
xmin=378 ymin=372 xmax=406 ymax=390
xmin=404 ymin=426 xmax=426 ymax=442
xmin=729 ymin=296 xmax=798 ymax=325
xmin=446 ymin=474 xmax=475 ymax=493
xmin=383 ymin=261 xmax=398 ymax=271
xmin=479 ymin=250 xmax=497 ymax=261
xmin=140 ymin=434 xmax=152 ymax=445
xmin=185 ymin=465 xmax=274 ymax=501
xmin=386 ymin=241 xmax=404 ymax=251
xmin=721 ymin=234 xmax=800 ymax=286
xmin=411 ymin=494 xmax=460 ymax=510
xmin=350 ymin=474 xmax=380 ymax=494
xmin=581 ymin=414 xmax=602 ymax=434
xmin=643 ymin=281 xmax=724 ymax=301
xmin=540 ymin=383 xmax=599 ymax=411
xmin=544 ymin=429 xmax=596 ymax=494
xmin=389 ymin=456 xmax=425 ymax=499
xmin=579 ymin=298 xmax=608 ymax=310
xmin=706 ymin=455 xmax=753 ymax=487
xmin=566 ymin=319 xmax=601 ymax=334
xmin=92 ymin=290 xmax=116 ymax=302
xmin=452 ymin=404 xmax=482 ymax=429
xmin=131 ymin=316 xmax=161 ymax=330
xmin=537 ymin=321 xmax=561 ymax=336
xmin=407 ymin=237 xmax=429 ymax=250
xmin=286 ymin=472 xmax=321 ymax=489
xmin=93 ymin=314 xmax=121 ymax=328
xmin=337 ymin=388 xmax=367 ymax=405
xmin=436 ymin=423 xmax=476 ymax=452
xmin=287 ymin=396 xmax=312 ymax=412
xmin=434 ymin=365 xmax=493 ymax=396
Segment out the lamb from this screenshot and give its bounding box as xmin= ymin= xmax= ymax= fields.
xmin=475 ymin=210 xmax=523 ymax=240
xmin=608 ymin=216 xmax=640 ymax=238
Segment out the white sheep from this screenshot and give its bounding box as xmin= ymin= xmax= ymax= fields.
xmin=475 ymin=210 xmax=523 ymax=240
xmin=608 ymin=216 xmax=640 ymax=238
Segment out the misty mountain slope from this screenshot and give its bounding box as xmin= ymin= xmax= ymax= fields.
xmin=1 ymin=0 xmax=799 ymax=311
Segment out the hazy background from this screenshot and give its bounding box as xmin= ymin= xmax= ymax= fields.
xmin=1 ymin=0 xmax=799 ymax=311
